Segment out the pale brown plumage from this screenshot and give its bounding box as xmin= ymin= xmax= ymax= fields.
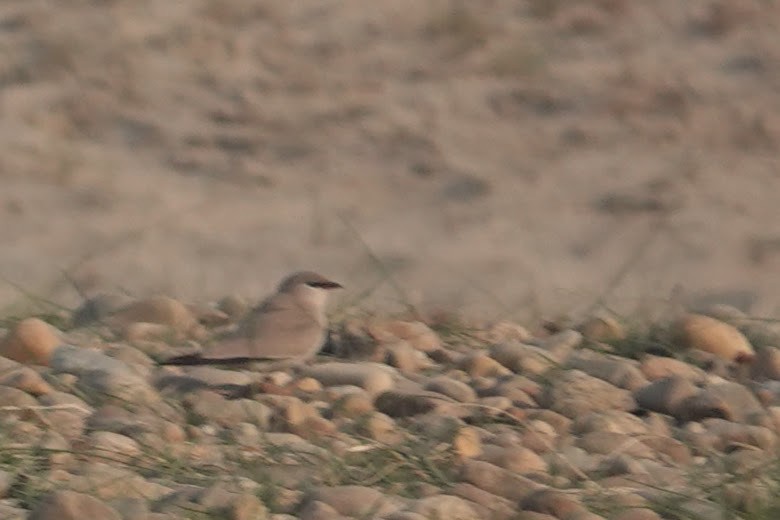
xmin=161 ymin=271 xmax=342 ymax=365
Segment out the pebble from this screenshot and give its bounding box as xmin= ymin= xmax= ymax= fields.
xmin=405 ymin=495 xmax=480 ymax=520
xmin=107 ymin=296 xmax=203 ymax=339
xmin=0 ymin=318 xmax=61 ymax=365
xmin=306 ymin=485 xmax=403 ymax=517
xmin=578 ymin=315 xmax=626 ymax=341
xmin=0 ymin=366 xmax=53 ymax=395
xmin=424 ymin=376 xmax=477 ymax=402
xmin=633 ymin=376 xmax=699 ymax=417
xmin=459 ymin=460 xmax=542 ymax=501
xmin=675 ymin=313 xmax=755 ymax=363
xmin=458 ymin=353 xmax=511 ymax=377
xmin=367 ymin=320 xmax=442 ymax=352
xmin=28 ymin=490 xmax=121 ymax=520
xmin=303 ymin=363 xmax=395 ymax=395
xmin=375 ymin=389 xmax=463 ymax=418
xmin=538 ymin=370 xmax=637 ymax=418
xmin=50 ymin=345 xmax=159 ymax=405
xmin=565 ymin=350 xmax=648 ymax=390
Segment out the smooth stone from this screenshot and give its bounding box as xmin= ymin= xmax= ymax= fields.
xmin=538 ymin=370 xmax=636 ymax=419
xmin=405 ymin=495 xmax=480 ymax=520
xmin=356 ymin=412 xmax=403 ymax=444
xmin=330 ymin=391 xmax=375 ymax=418
xmin=578 ymin=315 xmax=626 ymax=341
xmin=639 ymin=355 xmax=706 ymax=382
xmin=184 ymin=390 xmax=271 ymax=428
xmin=458 ymin=353 xmax=511 ymax=377
xmin=307 ymin=485 xmax=403 ymax=517
xmin=28 ymin=490 xmax=121 ymax=520
xmin=565 ymin=350 xmax=648 ymax=390
xmin=752 ymin=346 xmax=780 ymax=380
xmin=424 ymin=376 xmax=477 ymax=403
xmin=520 ymin=489 xmax=588 ymax=518
xmin=0 ymin=367 xmax=53 ymax=395
xmin=676 ymin=382 xmax=765 ymax=423
xmin=477 ymin=444 xmax=548 ymax=474
xmin=633 ymin=376 xmax=699 ymax=417
xmin=367 ymin=320 xmax=442 ymax=352
xmin=576 ymin=432 xmax=654 ymax=458
xmin=108 ymin=295 xmax=201 ymax=338
xmin=303 ymin=363 xmax=395 ymax=396
xmin=0 ymin=318 xmax=61 ymax=365
xmin=490 ymin=343 xmax=559 ymax=375
xmin=375 ymin=390 xmax=464 ymax=418
xmin=675 ymin=313 xmax=755 ymax=362
xmin=88 ymin=431 xmax=142 ymax=463
xmin=71 ymin=293 xmax=130 ymax=328
xmin=385 ymin=341 xmax=431 ymax=372
xmin=50 ymin=345 xmax=158 ymax=405
xmin=459 ymin=460 xmax=541 ymax=501
xmin=449 ymin=483 xmax=516 ymax=520
xmin=453 ymin=426 xmax=483 ymax=459
xmin=572 ymin=410 xmax=649 ymax=436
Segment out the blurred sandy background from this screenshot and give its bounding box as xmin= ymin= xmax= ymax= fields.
xmin=1 ymin=0 xmax=779 ymax=320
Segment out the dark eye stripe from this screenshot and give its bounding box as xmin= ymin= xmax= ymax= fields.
xmin=307 ymin=281 xmax=342 ymax=289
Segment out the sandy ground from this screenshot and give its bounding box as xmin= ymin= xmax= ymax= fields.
xmin=1 ymin=0 xmax=780 ymax=321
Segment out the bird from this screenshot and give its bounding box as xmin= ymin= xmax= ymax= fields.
xmin=160 ymin=271 xmax=342 ymax=365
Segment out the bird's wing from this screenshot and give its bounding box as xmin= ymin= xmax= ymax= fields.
xmin=200 ymin=292 xmax=325 ymax=360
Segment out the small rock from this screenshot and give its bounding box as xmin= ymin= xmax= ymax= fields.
xmin=490 ymin=343 xmax=558 ymax=375
xmin=71 ymin=293 xmax=130 ymax=328
xmin=453 ymin=426 xmax=483 ymax=459
xmin=88 ymin=431 xmax=142 ymax=463
xmin=458 ymin=353 xmax=511 ymax=377
xmin=375 ymin=390 xmax=463 ymax=418
xmin=0 ymin=367 xmax=53 ymax=395
xmin=449 ymin=483 xmax=516 ymax=520
xmin=425 ymin=376 xmax=477 ymax=403
xmin=368 ymin=320 xmax=442 ymax=352
xmin=633 ymin=376 xmax=699 ymax=417
xmin=108 ymin=296 xmax=203 ymax=339
xmin=459 ymin=459 xmax=541 ymax=501
xmin=534 ymin=329 xmax=582 ymax=359
xmin=640 ymin=436 xmax=692 ymax=465
xmin=0 ymin=385 xmax=38 ymax=409
xmin=330 ymin=391 xmax=375 ymax=418
xmin=538 ymin=370 xmax=636 ymax=418
xmin=572 ymin=410 xmax=649 ymax=436
xmin=406 ymin=495 xmax=480 ymax=520
xmin=184 ymin=390 xmax=271 ymax=428
xmin=307 ymin=485 xmax=402 ymax=517
xmin=356 ymin=412 xmax=403 ymax=444
xmin=298 ymin=500 xmax=342 ymax=520
xmin=0 ymin=318 xmax=61 ymax=365
xmin=578 ymin=315 xmax=626 ymax=341
xmin=478 ymin=444 xmax=548 ymax=474
xmin=751 ymin=346 xmax=780 ymax=380
xmin=29 ymin=490 xmax=121 ymax=520
xmin=576 ymin=432 xmax=654 ymax=458
xmin=566 ymin=350 xmax=648 ymax=390
xmin=676 ymin=382 xmax=764 ymax=423
xmin=481 ymin=321 xmax=532 ymax=344
xmin=303 ymin=363 xmax=395 ymax=396
xmin=613 ymin=508 xmax=663 ymax=520
xmin=177 ymin=366 xmax=253 ymax=388
xmin=639 ymin=355 xmax=706 ymax=382
xmin=50 ymin=345 xmax=159 ymax=405
xmin=520 ymin=489 xmax=588 ymax=518
xmin=675 ymin=313 xmax=755 ymax=363
xmin=385 ymin=341 xmax=431 ymax=373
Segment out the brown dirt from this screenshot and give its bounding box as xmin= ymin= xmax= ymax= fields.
xmin=2 ymin=0 xmax=780 ymax=320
